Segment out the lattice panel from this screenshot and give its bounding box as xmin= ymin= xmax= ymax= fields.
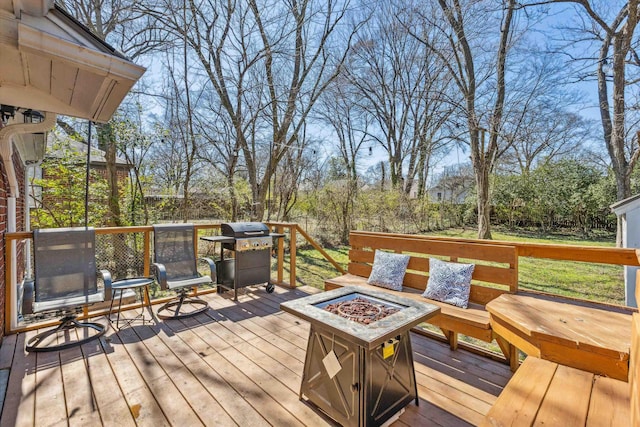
xmin=96 ymin=232 xmax=147 ymax=281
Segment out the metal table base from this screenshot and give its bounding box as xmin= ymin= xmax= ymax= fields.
xmin=109 ymin=277 xmax=154 ymax=329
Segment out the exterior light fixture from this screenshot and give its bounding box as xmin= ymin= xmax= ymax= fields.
xmin=1 ymin=105 xmax=16 ymax=123
xmin=22 ymin=109 xmax=44 ymax=124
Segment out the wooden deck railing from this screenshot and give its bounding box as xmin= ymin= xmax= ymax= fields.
xmin=3 ymin=222 xmax=344 ymax=335
xmin=354 ymin=230 xmax=640 ymax=267
xmin=355 ymin=230 xmax=640 ymax=305
xmin=5 ymin=225 xmax=638 ymax=335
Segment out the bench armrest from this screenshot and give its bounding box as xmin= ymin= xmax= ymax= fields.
xmin=198 ymin=257 xmax=216 ymax=282
xmin=21 ymin=278 xmax=34 ymax=316
xmin=152 ymin=262 xmax=168 ymax=290
xmin=99 ymin=269 xmax=113 ymax=301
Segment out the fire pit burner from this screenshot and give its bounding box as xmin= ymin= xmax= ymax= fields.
xmin=324 ymin=296 xmax=400 ymax=324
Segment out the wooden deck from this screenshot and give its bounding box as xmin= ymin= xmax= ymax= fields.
xmin=0 ymin=286 xmax=512 ymax=427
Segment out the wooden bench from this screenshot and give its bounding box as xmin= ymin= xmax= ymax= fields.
xmin=482 ymin=312 xmax=639 ymax=426
xmin=324 ymin=231 xmax=519 ymax=360
xmin=487 ymin=293 xmax=633 ymax=380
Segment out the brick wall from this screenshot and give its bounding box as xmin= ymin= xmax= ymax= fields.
xmin=12 ymin=149 xmax=25 ymax=289
xmin=0 ymin=155 xmax=8 ymax=342
xmin=0 ymin=144 xmax=28 ymax=342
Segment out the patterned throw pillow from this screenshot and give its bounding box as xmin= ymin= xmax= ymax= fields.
xmin=422 ymin=258 xmax=475 ymax=308
xmin=367 ymin=250 xmax=410 ymax=291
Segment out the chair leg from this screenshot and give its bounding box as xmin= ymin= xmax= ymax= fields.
xmin=157 ymin=288 xmax=208 ymax=320
xmin=26 ymin=314 xmax=105 ymax=353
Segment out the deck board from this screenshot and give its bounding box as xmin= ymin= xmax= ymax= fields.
xmin=34 ymin=338 xmax=67 ymax=426
xmin=0 ymin=286 xmax=512 ymax=426
xmin=60 ymin=331 xmax=103 ymax=427
xmin=157 ymin=315 xmax=269 ymax=427
xmin=102 ymin=330 xmax=169 ymax=426
xmin=1 ymin=333 xmax=35 ymax=427
xmin=80 ymin=338 xmax=137 ymax=427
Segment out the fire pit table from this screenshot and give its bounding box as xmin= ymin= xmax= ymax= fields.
xmin=280 ymin=286 xmax=439 ymax=427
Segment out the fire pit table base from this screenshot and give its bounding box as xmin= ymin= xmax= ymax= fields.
xmin=280 ymin=286 xmax=439 ymax=427
xmin=301 ymin=324 xmax=418 ymax=427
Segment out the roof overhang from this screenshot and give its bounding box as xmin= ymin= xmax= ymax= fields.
xmin=0 ymin=0 xmax=146 ymax=123
xmin=611 ymin=194 xmax=640 ymax=216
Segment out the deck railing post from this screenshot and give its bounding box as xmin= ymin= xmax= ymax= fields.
xmin=4 ymin=234 xmax=14 ymax=335
xmin=290 ymin=224 xmax=296 ymax=288
xmin=277 ymin=225 xmax=284 ymax=285
xmin=144 ymin=230 xmax=151 ymax=277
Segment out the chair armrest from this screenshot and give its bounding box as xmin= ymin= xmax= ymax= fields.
xmin=198 ymin=257 xmax=217 ymax=283
xmin=153 ymin=262 xmax=168 ymax=290
xmin=21 ymin=278 xmax=34 ymax=315
xmin=99 ymin=270 xmax=113 ymax=301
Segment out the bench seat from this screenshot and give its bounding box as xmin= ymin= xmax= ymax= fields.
xmin=325 ymin=273 xmax=492 ymax=340
xmin=481 ymin=356 xmax=631 ymax=427
xmin=487 ymin=293 xmax=633 ymax=380
xmin=483 ymin=312 xmax=639 ymax=426
xmin=325 ymin=232 xmax=520 ymax=355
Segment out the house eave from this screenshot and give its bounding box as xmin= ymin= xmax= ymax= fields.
xmin=611 ymin=194 xmax=640 ymax=216
xmin=0 ymin=2 xmax=145 ymax=123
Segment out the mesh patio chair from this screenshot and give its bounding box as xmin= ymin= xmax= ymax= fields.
xmin=152 ymin=223 xmax=215 ymax=319
xmin=21 ymin=227 xmax=112 ymax=352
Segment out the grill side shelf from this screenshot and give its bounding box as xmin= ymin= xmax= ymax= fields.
xmin=200 ymin=236 xmax=235 ymax=244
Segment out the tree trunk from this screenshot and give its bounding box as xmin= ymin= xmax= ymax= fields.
xmin=615 ymin=172 xmax=630 ymax=246
xmin=476 ymin=165 xmax=492 ymax=239
xmin=96 ymin=123 xmax=127 ymax=277
xmin=417 ymin=141 xmax=430 ymax=198
xmin=97 ymin=123 xmax=122 ymax=227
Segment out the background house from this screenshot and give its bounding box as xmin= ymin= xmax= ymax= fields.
xmin=425 ymin=165 xmax=474 ymax=203
xmin=29 ymin=137 xmax=132 ymax=208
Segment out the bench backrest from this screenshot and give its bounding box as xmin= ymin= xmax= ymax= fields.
xmin=348 ymin=231 xmax=518 ymax=305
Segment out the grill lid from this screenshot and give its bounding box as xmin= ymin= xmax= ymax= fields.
xmin=221 ymin=222 xmax=270 ymax=238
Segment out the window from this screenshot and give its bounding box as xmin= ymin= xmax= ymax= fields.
xmin=28 ymin=166 xmax=42 ymax=208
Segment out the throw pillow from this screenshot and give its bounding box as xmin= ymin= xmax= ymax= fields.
xmin=422 ymin=258 xmax=475 ymax=308
xmin=367 ymin=250 xmax=410 ymax=291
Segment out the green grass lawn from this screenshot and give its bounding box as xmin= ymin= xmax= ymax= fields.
xmin=282 ymin=246 xmax=349 ymax=288
xmin=424 ymin=226 xmax=616 ymax=246
xmin=283 ymin=227 xmax=626 ymax=305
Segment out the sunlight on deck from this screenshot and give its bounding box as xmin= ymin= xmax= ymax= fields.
xmin=0 ymin=286 xmax=511 ymax=427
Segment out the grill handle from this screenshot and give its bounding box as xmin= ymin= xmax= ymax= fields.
xmin=243 ymin=231 xmax=266 ymax=236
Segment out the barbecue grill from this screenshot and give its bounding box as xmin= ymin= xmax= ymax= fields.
xmin=203 ymin=222 xmax=281 ymax=300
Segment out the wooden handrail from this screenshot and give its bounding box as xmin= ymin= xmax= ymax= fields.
xmin=296 ymin=225 xmax=346 ymax=275
xmin=6 ymin=224 xmax=637 ymax=335
xmin=352 ymin=230 xmax=640 ymax=266
xmin=3 ymin=222 xmax=300 ymax=334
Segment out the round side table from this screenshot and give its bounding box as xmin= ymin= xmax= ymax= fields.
xmin=108 ymin=277 xmax=154 ymax=329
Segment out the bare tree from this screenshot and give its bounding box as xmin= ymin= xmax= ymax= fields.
xmin=148 ymin=135 xmax=188 ymax=195
xmin=317 ymin=78 xmax=371 ymax=187
xmin=315 ymin=77 xmax=370 ymax=240
xmin=143 ymin=0 xmax=360 ymax=220
xmin=499 ymin=51 xmax=595 ymax=174
xmin=412 ymin=0 xmax=519 ymax=239
xmin=112 ymin=102 xmax=157 ymax=225
xmin=155 ymin=51 xmax=204 ymax=221
xmin=194 ymin=107 xmax=243 ymax=220
xmin=273 ymin=132 xmax=316 ymax=221
xmin=347 ymin=3 xmax=452 ymax=194
xmin=529 ymin=0 xmax=640 ymax=245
